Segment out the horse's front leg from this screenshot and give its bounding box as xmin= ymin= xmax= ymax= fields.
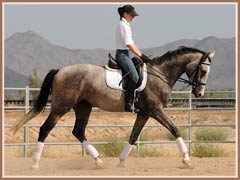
xmin=150 ymin=108 xmax=192 ymax=168
xmin=118 ymin=113 xmax=149 ymax=167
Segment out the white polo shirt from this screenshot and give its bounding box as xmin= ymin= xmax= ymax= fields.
xmin=115 ymin=18 xmax=134 ymax=50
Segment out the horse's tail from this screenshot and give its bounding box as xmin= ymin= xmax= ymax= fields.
xmin=11 ymin=69 xmax=59 ymax=135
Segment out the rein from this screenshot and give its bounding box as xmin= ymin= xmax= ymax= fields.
xmin=146 ymin=65 xmax=193 ymax=87
xmin=146 ymin=53 xmax=211 ymax=87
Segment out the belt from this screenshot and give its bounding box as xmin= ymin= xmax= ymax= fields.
xmin=116 ymin=49 xmax=129 ymax=52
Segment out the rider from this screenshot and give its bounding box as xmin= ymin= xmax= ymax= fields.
xmin=115 ymin=4 xmax=151 ymax=113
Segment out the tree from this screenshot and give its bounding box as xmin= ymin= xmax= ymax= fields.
xmin=28 ymin=68 xmax=42 ymax=99
xmin=29 ymin=68 xmax=41 ymax=88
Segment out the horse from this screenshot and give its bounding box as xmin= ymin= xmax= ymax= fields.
xmin=11 ymin=46 xmax=215 ymax=169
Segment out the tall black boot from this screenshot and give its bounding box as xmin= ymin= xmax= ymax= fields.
xmin=125 ymin=83 xmax=139 ymax=113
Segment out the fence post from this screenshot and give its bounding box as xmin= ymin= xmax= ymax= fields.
xmin=24 ymin=86 xmax=30 ymax=157
xmin=25 ymin=86 xmax=30 ymax=115
xmin=82 ymin=145 xmax=85 ymax=157
xmin=188 ymin=90 xmax=192 ymax=156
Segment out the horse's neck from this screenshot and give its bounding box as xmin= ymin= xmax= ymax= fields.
xmin=154 ymin=53 xmax=200 ymax=88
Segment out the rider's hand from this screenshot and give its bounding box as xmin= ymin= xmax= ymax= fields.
xmin=132 ymin=57 xmax=143 ymax=65
xmin=140 ymin=54 xmax=152 ymax=63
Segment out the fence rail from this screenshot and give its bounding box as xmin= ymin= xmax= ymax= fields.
xmin=4 ymin=87 xmax=236 ymax=157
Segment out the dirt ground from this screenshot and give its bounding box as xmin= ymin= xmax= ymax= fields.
xmin=3 ymin=109 xmax=237 ymax=177
xmin=4 ymin=157 xmax=236 ymax=177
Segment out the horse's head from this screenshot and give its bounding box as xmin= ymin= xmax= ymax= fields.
xmin=186 ymin=51 xmax=215 ymax=97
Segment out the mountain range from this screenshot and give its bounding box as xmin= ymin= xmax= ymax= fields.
xmin=4 ymin=31 xmax=236 ymax=90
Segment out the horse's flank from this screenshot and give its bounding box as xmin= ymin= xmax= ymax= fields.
xmin=53 ymin=64 xmax=126 ymax=112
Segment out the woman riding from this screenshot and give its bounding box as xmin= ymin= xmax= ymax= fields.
xmin=115 ymin=5 xmax=151 ymax=113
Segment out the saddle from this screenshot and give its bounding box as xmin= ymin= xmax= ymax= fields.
xmin=104 ymin=54 xmax=147 ymax=91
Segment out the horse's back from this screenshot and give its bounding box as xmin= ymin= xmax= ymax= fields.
xmin=58 ymin=63 xmax=102 ymax=75
xmin=55 ymin=63 xmax=103 ymax=81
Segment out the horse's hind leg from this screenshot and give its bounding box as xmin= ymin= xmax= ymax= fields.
xmin=72 ymin=100 xmax=103 ymax=168
xmin=32 ymin=110 xmax=67 ymax=169
xmin=150 ymin=109 xmax=192 ymax=168
xmin=72 ymin=100 xmax=91 ymax=142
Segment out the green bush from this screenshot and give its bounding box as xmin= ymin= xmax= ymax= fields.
xmin=195 ymin=129 xmax=228 ymax=141
xmin=138 ymin=131 xmax=150 ymax=141
xmin=193 ymin=128 xmax=228 ymax=157
xmin=97 ymin=131 xmax=150 ymax=157
xmin=97 ymin=137 xmax=124 ymax=157
xmin=192 ymin=143 xmax=223 ymax=157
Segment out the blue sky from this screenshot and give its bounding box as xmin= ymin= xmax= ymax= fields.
xmin=4 ymin=3 xmax=237 ymax=49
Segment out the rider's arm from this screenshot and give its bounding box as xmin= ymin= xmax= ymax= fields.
xmin=127 ymin=44 xmax=151 ymax=63
xmin=127 ymin=44 xmax=142 ymax=57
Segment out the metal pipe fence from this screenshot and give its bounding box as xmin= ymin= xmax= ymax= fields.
xmin=4 ymin=87 xmax=236 ymax=157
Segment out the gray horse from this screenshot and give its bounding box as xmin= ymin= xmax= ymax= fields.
xmin=12 ymin=46 xmax=215 ymax=169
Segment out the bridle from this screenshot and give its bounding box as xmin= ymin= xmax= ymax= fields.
xmin=188 ymin=53 xmax=211 ymax=87
xmin=147 ymin=53 xmax=212 ymax=87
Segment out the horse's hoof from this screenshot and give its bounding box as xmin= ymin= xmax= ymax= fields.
xmin=95 ymin=157 xmax=104 ymax=169
xmin=182 ymin=159 xmax=193 ymax=168
xmin=32 ymin=162 xmax=39 ymax=169
xmin=117 ymin=160 xmax=126 ymax=168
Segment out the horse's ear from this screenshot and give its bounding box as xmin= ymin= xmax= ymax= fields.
xmin=209 ymin=51 xmax=215 ymax=59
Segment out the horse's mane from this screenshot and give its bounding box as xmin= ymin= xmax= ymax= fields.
xmin=150 ymin=46 xmax=206 ymax=65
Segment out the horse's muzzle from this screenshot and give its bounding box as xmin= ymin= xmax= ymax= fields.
xmin=192 ymin=88 xmax=204 ymax=98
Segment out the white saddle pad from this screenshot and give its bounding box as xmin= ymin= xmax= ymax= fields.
xmin=104 ymin=64 xmax=147 ymax=91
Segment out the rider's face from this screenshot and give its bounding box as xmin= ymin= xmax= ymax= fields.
xmin=124 ymin=12 xmax=135 ymax=22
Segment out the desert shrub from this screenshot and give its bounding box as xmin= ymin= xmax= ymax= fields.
xmin=97 ymin=131 xmax=150 ymax=157
xmin=97 ymin=137 xmax=124 ymax=157
xmin=192 ymin=143 xmax=223 ymax=157
xmin=138 ymin=131 xmax=150 ymax=141
xmin=195 ymin=128 xmax=228 ymax=141
xmin=193 ymin=128 xmax=228 ymax=157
